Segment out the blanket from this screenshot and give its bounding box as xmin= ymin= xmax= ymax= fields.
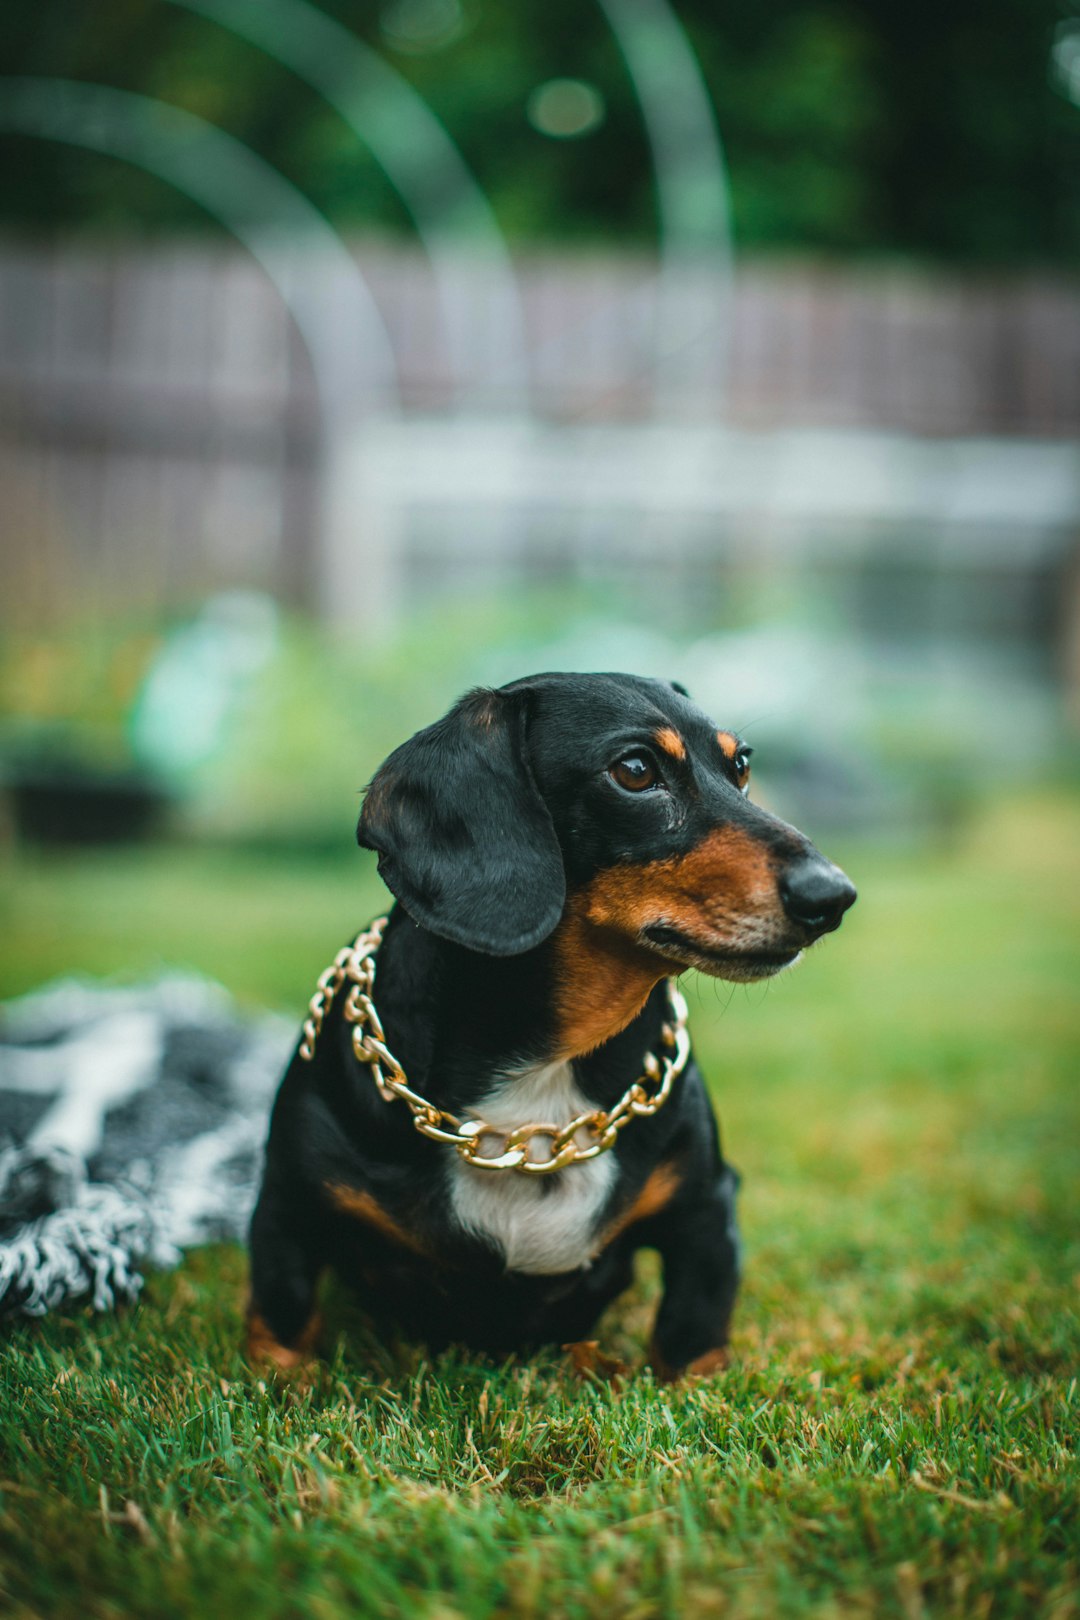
xmin=0 ymin=975 xmax=294 ymax=1317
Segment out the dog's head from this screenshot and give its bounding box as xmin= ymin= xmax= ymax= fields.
xmin=358 ymin=673 xmax=855 ymax=994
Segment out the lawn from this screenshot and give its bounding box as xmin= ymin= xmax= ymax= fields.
xmin=0 ymin=793 xmax=1078 ymax=1619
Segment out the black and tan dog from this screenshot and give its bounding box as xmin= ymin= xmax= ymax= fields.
xmin=248 ymin=673 xmax=855 ymax=1378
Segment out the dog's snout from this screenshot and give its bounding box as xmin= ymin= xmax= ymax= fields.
xmin=779 ymin=857 xmax=857 ymax=937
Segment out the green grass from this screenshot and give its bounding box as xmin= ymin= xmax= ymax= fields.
xmin=1 ymin=796 xmax=1078 ymax=1618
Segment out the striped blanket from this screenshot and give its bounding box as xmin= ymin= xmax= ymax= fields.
xmin=0 ymin=975 xmax=293 ymax=1317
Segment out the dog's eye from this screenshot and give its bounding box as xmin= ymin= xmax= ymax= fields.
xmin=610 ymin=756 xmax=659 ymax=793
xmin=734 ymin=748 xmax=752 ymax=794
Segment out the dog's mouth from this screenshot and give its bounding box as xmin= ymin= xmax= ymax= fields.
xmin=641 ymin=923 xmax=802 ymax=982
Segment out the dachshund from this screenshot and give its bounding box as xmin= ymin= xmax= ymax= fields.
xmin=248 ymin=673 xmax=856 ymax=1378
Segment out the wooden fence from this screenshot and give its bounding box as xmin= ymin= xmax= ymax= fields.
xmin=1 ymin=242 xmax=1077 ymax=627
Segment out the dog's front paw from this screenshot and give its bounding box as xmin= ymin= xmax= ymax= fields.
xmin=246 ymin=1308 xmax=322 ymax=1376
xmin=682 ymin=1346 xmax=729 ymax=1378
xmin=563 ymin=1339 xmax=628 ymax=1385
xmin=649 ymin=1342 xmax=730 ymax=1383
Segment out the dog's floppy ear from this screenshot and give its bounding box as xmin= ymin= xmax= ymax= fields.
xmin=357 ymin=687 xmax=565 ymax=956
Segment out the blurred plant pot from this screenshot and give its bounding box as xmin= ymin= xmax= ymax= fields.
xmin=4 ymin=760 xmax=173 ymax=845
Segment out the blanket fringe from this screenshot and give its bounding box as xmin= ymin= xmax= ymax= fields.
xmin=0 ymin=1145 xmax=179 ymax=1317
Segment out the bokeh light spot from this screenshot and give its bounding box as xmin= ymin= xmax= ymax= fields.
xmin=380 ymin=0 xmax=465 ymax=55
xmin=526 ymin=78 xmax=606 ymax=140
xmin=1051 ymin=21 xmax=1080 ymax=104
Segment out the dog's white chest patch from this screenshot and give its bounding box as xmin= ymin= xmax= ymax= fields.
xmin=448 ymin=1060 xmax=616 ymax=1276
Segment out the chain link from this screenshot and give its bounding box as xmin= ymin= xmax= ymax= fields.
xmin=299 ymin=917 xmax=691 ymax=1175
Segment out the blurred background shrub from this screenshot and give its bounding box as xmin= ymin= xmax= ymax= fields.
xmin=2 ymin=0 xmax=1077 ymax=261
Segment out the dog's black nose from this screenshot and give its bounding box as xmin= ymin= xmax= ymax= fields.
xmin=779 ymin=857 xmax=857 ymax=936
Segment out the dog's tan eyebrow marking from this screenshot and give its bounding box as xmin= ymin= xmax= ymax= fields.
xmin=325 ymin=1184 xmax=428 ymax=1254
xmin=716 ymin=730 xmax=739 ymax=760
xmin=654 ymin=727 xmax=687 ymax=761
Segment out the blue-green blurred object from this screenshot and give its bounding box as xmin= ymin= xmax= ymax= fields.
xmin=129 ymin=593 xmax=280 ymax=783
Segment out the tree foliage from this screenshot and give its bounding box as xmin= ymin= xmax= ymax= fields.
xmin=0 ymin=0 xmax=1075 ymax=262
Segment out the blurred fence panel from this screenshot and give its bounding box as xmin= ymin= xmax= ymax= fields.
xmin=1 ymin=241 xmax=1078 ymax=627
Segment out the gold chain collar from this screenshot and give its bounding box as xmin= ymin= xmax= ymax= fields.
xmin=298 ymin=916 xmax=691 ymax=1176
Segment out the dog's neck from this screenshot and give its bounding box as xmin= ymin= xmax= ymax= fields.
xmin=372 ymin=903 xmax=669 ymax=1113
xmin=549 ymin=895 xmax=669 ymax=1060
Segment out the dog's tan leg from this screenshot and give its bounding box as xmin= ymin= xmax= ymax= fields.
xmin=246 ymin=1306 xmax=322 ymax=1374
